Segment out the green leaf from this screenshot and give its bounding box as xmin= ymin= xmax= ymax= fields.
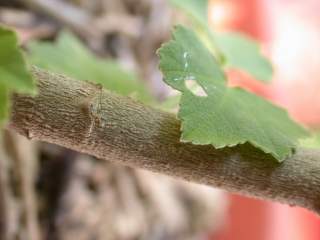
xmin=158 ymin=26 xmax=308 ymax=161
xmin=158 ymin=94 xmax=181 ymax=112
xmin=0 ymin=25 xmax=36 ymax=125
xmin=300 ymin=133 xmax=320 ymax=148
xmin=168 ymin=0 xmax=273 ymax=82
xmin=169 ymin=0 xmax=208 ymax=26
xmin=0 ymin=83 xmax=9 ymax=125
xmin=28 ymin=31 xmax=153 ymax=103
xmin=0 ymin=26 xmax=35 ymax=93
xmin=214 ymin=32 xmax=273 ymax=82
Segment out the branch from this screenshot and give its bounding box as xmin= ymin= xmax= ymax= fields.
xmin=9 ymin=67 xmax=320 ymax=215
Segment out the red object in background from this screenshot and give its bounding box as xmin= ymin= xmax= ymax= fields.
xmin=209 ymin=0 xmax=264 ymax=39
xmin=208 ymin=0 xmax=320 ymax=239
xmin=212 ymin=196 xmax=271 ymax=240
xmin=264 ymin=0 xmax=320 ymax=126
xmin=212 ymin=195 xmax=320 ymax=240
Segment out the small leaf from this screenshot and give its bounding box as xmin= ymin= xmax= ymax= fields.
xmin=158 ymin=26 xmax=308 ymax=161
xmin=28 ymin=31 xmax=153 ymax=103
xmin=214 ymin=32 xmax=273 ymax=82
xmin=0 ymin=25 xmax=35 ymax=93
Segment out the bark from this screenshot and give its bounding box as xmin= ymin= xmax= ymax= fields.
xmin=9 ymin=67 xmax=320 ymax=216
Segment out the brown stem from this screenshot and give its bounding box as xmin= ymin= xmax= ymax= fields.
xmin=9 ymin=67 xmax=320 ymax=216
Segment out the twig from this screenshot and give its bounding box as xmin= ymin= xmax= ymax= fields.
xmin=9 ymin=67 xmax=320 ymax=216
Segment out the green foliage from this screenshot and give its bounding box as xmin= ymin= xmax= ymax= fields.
xmin=28 ymin=31 xmax=152 ymax=103
xmin=158 ymin=26 xmax=308 ymax=161
xmin=0 ymin=25 xmax=36 ymax=125
xmin=0 ymin=84 xmax=9 ymax=125
xmin=169 ymin=0 xmax=208 ymax=26
xmin=214 ymin=32 xmax=273 ymax=82
xmin=301 ymin=133 xmax=320 ymax=148
xmin=168 ymin=0 xmax=273 ymax=82
xmin=0 ymin=26 xmax=35 ymax=93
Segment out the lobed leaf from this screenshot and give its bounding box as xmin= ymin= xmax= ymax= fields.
xmin=158 ymin=26 xmax=308 ymax=161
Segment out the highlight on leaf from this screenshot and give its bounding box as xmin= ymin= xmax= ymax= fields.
xmin=168 ymin=0 xmax=273 ymax=83
xmin=158 ymin=25 xmax=308 ymax=161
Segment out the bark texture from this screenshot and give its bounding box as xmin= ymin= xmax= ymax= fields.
xmin=9 ymin=67 xmax=320 ymax=216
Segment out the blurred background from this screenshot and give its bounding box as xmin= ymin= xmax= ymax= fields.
xmin=0 ymin=0 xmax=320 ymax=239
